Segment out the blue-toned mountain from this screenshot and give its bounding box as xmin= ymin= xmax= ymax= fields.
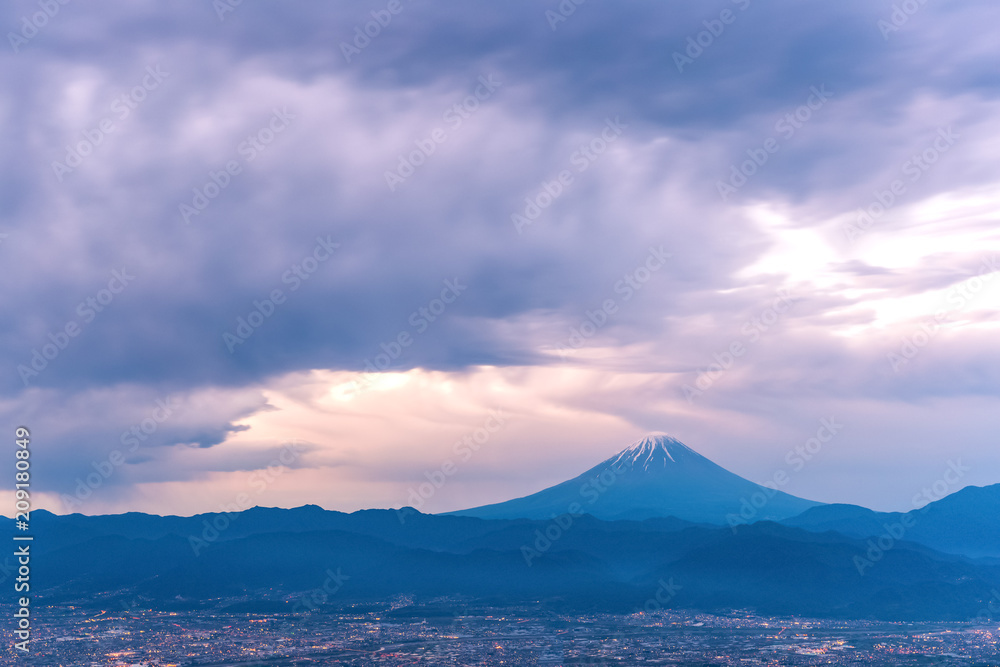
xmin=448 ymin=434 xmax=823 ymax=523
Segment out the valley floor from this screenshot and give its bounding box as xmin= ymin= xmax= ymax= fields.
xmin=6 ymin=603 xmax=1000 ymax=666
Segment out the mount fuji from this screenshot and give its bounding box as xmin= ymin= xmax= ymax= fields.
xmin=448 ymin=434 xmax=823 ymax=524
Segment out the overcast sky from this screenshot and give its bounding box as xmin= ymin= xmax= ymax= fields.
xmin=3 ymin=0 xmax=999 ymax=517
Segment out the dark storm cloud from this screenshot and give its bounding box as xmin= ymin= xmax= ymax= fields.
xmin=2 ymin=0 xmax=999 ymax=503
xmin=1 ymin=0 xmax=994 ymax=394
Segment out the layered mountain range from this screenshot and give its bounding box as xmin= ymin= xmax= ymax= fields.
xmin=9 ymin=434 xmax=1000 ymax=621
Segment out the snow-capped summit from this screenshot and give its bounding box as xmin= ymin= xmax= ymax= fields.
xmin=609 ymin=433 xmax=699 ymax=470
xmin=448 ymin=433 xmax=823 ymax=524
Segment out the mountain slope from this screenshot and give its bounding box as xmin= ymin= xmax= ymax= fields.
xmin=448 ymin=434 xmax=823 ymax=523
xmin=782 ymin=483 xmax=1000 ymax=558
xmin=21 ymin=507 xmax=1000 ymax=621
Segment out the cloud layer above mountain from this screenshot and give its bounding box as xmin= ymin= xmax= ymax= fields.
xmin=3 ymin=0 xmax=999 ymax=515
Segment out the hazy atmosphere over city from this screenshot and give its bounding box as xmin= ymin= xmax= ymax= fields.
xmin=4 ymin=0 xmax=1000 ymax=520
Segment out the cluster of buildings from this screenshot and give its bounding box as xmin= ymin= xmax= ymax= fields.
xmin=8 ymin=603 xmax=998 ymax=665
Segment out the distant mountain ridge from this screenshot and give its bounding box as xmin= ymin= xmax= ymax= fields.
xmin=448 ymin=434 xmax=823 ymax=524
xmin=8 ymin=504 xmax=1000 ymax=622
xmin=11 ymin=434 xmax=1000 ymax=621
xmin=781 ymin=483 xmax=1000 ymax=558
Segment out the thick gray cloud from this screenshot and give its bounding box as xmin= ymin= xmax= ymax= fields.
xmin=2 ymin=0 xmax=998 ymax=511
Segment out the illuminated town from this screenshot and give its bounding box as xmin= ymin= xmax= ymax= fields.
xmin=9 ymin=600 xmax=998 ymax=666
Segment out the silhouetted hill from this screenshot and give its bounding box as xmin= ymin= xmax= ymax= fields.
xmin=12 ymin=506 xmax=1000 ymax=621
xmin=782 ymin=484 xmax=1000 ymax=558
